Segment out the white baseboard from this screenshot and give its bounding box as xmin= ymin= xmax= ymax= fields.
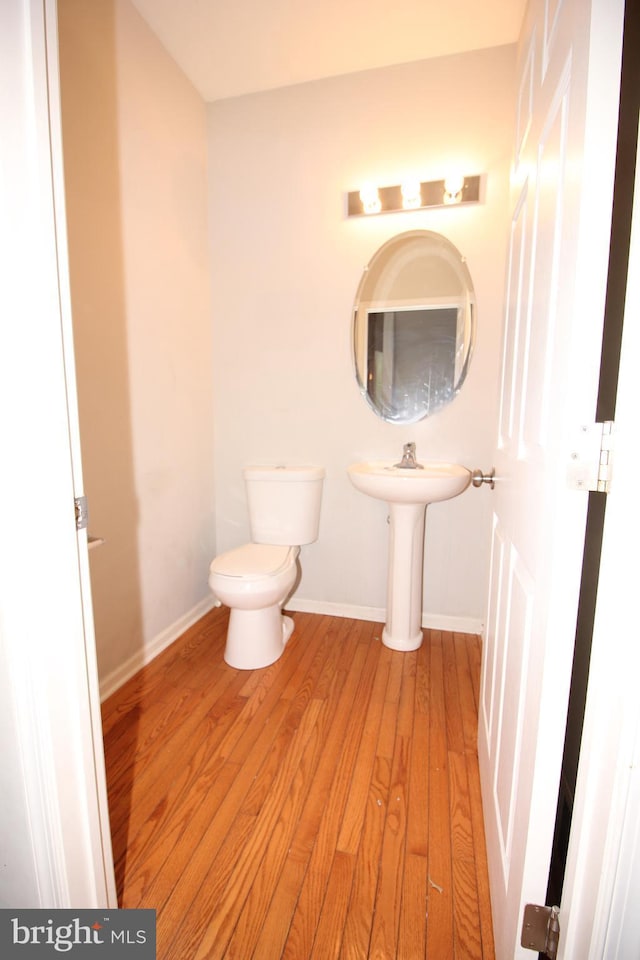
xmin=286 ymin=597 xmax=484 ymax=636
xmin=99 ymin=596 xmax=483 ymax=701
xmin=98 ymin=597 xmax=217 ymax=701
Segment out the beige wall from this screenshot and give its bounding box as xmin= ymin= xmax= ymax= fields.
xmin=58 ymin=0 xmax=214 ymax=688
xmin=208 ymin=46 xmax=516 ymax=629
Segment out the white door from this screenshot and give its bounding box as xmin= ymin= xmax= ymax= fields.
xmin=0 ymin=0 xmax=116 ymax=906
xmin=478 ymin=0 xmax=624 ymax=957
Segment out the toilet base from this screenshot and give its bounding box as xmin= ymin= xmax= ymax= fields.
xmin=224 ymin=605 xmax=294 ymax=670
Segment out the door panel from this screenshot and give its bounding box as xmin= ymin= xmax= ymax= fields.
xmin=479 ymin=1 xmax=624 ymax=956
xmin=522 ymin=67 xmax=569 ymax=452
xmin=494 ymin=545 xmax=534 ymax=883
xmin=543 ymin=0 xmax=564 ymax=78
xmin=499 ymin=183 xmax=529 ymax=448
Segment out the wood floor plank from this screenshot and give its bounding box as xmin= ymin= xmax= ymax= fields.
xmin=309 ymin=851 xmax=355 ymax=959
xmin=101 ymin=608 xmax=494 ymax=960
xmin=406 ymin=714 xmax=430 ymax=860
xmin=222 ymin=626 xmax=374 ymax=959
xmin=452 ymin=854 xmax=483 ymax=960
xmin=368 ymin=732 xmax=409 ymax=959
xmin=162 ymin=808 xmax=259 ymax=960
xmin=110 ymin=670 xmax=248 ymax=874
xmin=467 ymin=751 xmax=496 ymax=959
xmin=385 ymin=647 xmax=404 ymax=704
xmin=449 ymin=749 xmax=475 ymax=862
xmin=369 ymin=651 xmax=415 ymax=958
xmin=455 ymin=631 xmax=482 ymax=755
xmin=136 ymin=697 xmax=291 ymax=920
xmin=248 ymin=634 xmax=374 ymax=959
xmin=336 ymin=644 xmax=391 ymax=855
xmin=119 ymin=756 xmax=242 ymax=909
xmin=102 ymin=609 xmax=227 ymax=745
xmin=248 ymin=848 xmax=307 ymax=960
xmin=415 ymin=628 xmax=431 ymax=716
xmin=469 ymin=632 xmax=482 ymax=713
xmin=449 ymin=750 xmax=482 ymax=958
xmin=398 ymin=851 xmax=428 ymax=959
xmin=224 ymin=700 xmax=331 ymax=959
xmin=113 ymin=705 xmax=237 ymax=879
xmin=427 ymin=631 xmax=454 ymax=956
xmin=280 ymin=636 xmax=381 ymax=960
xmin=100 ymin=616 xmax=209 ymax=735
xmin=183 ymin=700 xmax=326 ymax=960
xmin=443 ymin=630 xmax=465 ymax=754
xmin=338 ymin=757 xmax=392 ymax=959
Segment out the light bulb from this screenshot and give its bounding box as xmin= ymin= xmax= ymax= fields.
xmin=359 ymin=184 xmax=381 ymax=215
xmin=443 ymin=173 xmax=465 ymax=205
xmin=401 ymin=179 xmax=421 ymax=210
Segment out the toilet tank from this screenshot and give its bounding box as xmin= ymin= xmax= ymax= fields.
xmin=244 ymin=465 xmax=325 ymax=546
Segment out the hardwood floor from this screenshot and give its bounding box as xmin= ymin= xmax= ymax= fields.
xmin=102 ymin=607 xmax=495 ymax=959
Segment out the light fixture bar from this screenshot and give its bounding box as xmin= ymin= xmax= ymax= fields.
xmin=346 ymin=174 xmax=481 ymax=217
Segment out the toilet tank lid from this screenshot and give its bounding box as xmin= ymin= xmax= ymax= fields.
xmin=243 ymin=465 xmax=325 ymax=482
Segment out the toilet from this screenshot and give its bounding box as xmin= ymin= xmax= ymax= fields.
xmin=208 ymin=465 xmax=325 ymax=669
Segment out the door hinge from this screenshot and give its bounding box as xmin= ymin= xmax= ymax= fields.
xmin=567 ymin=420 xmax=614 ymax=493
xmin=74 ymin=495 xmax=88 ymax=531
xmin=521 ymin=903 xmax=560 ymax=959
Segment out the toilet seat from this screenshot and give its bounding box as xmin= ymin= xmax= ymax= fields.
xmin=210 ymin=543 xmax=297 ymax=580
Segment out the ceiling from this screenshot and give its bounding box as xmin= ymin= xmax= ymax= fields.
xmin=130 ymin=0 xmax=527 ymax=102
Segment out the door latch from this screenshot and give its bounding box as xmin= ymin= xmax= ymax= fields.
xmin=74 ymin=495 xmax=88 ymax=531
xmin=521 ymin=903 xmax=560 ymax=959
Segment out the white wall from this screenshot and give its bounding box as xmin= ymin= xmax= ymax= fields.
xmin=58 ymin=0 xmax=214 ymax=688
xmin=208 ymin=46 xmax=516 ymax=630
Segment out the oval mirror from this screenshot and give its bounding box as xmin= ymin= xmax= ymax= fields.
xmin=352 ymin=230 xmax=475 ymax=423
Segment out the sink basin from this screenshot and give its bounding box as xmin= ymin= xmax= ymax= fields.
xmin=348 ymin=459 xmax=471 ymax=653
xmin=348 ymin=460 xmax=471 ymax=504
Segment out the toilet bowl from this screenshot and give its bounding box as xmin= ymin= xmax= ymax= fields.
xmin=209 ymin=544 xmax=299 ymax=669
xmin=209 ymin=465 xmax=324 ymax=670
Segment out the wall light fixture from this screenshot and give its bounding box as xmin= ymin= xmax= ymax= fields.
xmin=347 ymin=174 xmax=481 ymax=217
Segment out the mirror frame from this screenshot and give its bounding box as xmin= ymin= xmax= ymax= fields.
xmin=352 ymin=230 xmax=476 ymax=424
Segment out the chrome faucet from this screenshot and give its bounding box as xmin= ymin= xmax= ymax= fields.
xmin=394 ymin=441 xmax=424 ymax=469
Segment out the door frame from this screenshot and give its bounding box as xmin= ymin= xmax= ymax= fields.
xmin=557 ymin=113 xmax=640 ymax=959
xmin=0 ymin=0 xmax=116 ymax=907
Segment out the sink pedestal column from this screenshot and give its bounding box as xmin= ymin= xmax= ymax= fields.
xmin=381 ymin=502 xmax=427 ymax=651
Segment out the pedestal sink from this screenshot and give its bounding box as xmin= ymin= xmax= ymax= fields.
xmin=348 ymin=460 xmax=471 ymax=651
